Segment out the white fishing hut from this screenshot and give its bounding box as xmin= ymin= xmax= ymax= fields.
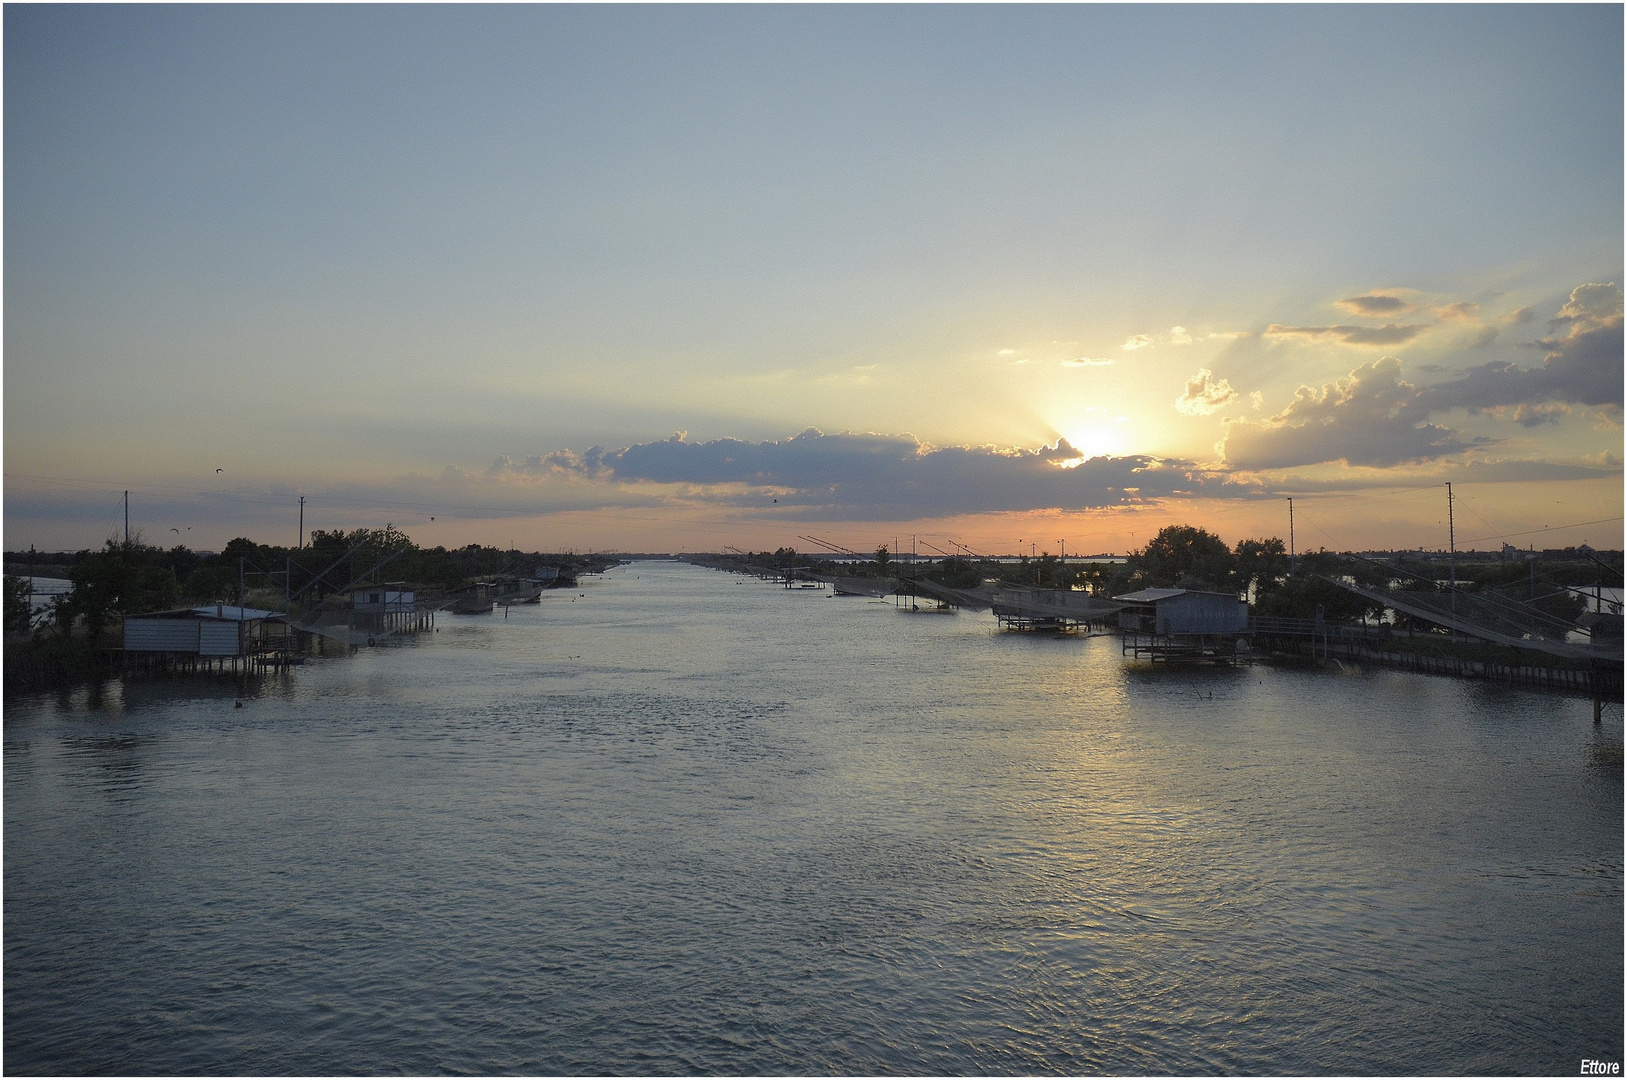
xmin=123 ymin=604 xmax=290 ymax=673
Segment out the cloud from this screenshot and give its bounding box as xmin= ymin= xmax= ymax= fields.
xmin=1502 ymin=306 xmax=1535 ymax=325
xmin=1168 ymin=326 xmax=1193 ymax=345
xmin=1507 ymin=403 xmax=1571 ymax=427
xmin=1122 ymin=334 xmax=1152 ymax=351
xmin=1436 ymin=301 xmax=1480 ymax=322
xmin=537 ymin=429 xmax=1246 ymax=519
xmin=1222 ymin=356 xmax=1476 ymax=469
xmin=1417 ymin=282 xmax=1624 ymax=413
xmin=1265 ymin=323 xmax=1429 ymax=346
xmin=1557 ymin=282 xmax=1622 ymax=323
xmin=998 ymin=348 xmax=1015 ymax=355
xmin=1175 ymin=368 xmax=1238 ymax=416
xmin=1061 ymin=356 xmax=1114 ymax=367
xmin=1255 ymin=456 xmax=1622 ymax=491
xmin=1335 ymin=293 xmax=1414 ymax=317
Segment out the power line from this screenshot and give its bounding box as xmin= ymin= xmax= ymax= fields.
xmin=1461 ymin=517 xmax=1623 ymax=546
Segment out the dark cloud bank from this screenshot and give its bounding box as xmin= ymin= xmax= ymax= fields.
xmin=473 ymin=286 xmax=1621 ymax=519
xmin=502 ymin=430 xmax=1247 ymax=520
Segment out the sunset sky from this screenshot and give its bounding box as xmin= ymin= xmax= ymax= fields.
xmin=6 ymin=5 xmax=1622 ymax=556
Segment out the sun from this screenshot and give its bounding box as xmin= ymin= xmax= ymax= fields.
xmin=1057 ymin=420 xmax=1128 ymax=462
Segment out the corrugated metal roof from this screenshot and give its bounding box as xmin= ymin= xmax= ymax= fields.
xmin=1114 ymin=587 xmax=1189 ymax=603
xmin=131 ymin=605 xmax=281 ymax=621
xmin=194 ymin=605 xmax=280 ymax=621
xmin=1114 ymin=587 xmax=1242 ymax=603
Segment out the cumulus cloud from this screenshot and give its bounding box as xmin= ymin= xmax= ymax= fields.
xmin=1265 ymin=323 xmax=1429 ymax=346
xmin=1436 ymin=301 xmax=1480 ymax=322
xmin=1061 ymin=356 xmax=1114 ymax=367
xmin=1222 ymin=357 xmax=1476 ymax=469
xmin=1558 ymin=282 xmax=1622 ymax=323
xmin=1417 ymin=282 xmax=1624 ymax=413
xmin=1503 ymin=306 xmax=1535 ymax=325
xmin=1175 ymin=369 xmax=1238 ymax=416
xmin=533 ymin=429 xmax=1244 ymax=519
xmin=1122 ymin=334 xmax=1152 ymax=350
xmin=1168 ymin=326 xmax=1193 ymax=345
xmin=1335 ymin=293 xmax=1414 ymax=317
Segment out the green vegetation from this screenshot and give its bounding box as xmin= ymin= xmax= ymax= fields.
xmin=696 ymin=526 xmax=1617 ymax=631
xmin=4 ymin=529 xmax=615 ymax=693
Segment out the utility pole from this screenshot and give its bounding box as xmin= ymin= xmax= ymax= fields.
xmin=124 ymin=491 xmax=129 ymax=547
xmin=1286 ymin=497 xmax=1295 ymax=578
xmin=299 ymin=496 xmax=305 ymax=550
xmin=1446 ymin=482 xmax=1456 ymax=622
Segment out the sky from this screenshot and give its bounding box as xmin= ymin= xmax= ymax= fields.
xmin=5 ymin=4 xmax=1622 ymax=557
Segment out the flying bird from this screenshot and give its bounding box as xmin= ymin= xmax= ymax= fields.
xmin=216 ymin=468 xmax=223 ymax=474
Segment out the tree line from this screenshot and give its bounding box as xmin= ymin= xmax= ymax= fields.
xmin=4 ymin=529 xmax=614 ymax=639
xmin=708 ymin=524 xmax=1601 ymax=630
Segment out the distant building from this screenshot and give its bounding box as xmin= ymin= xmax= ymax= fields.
xmin=1113 ymin=588 xmax=1249 ymax=635
xmin=124 ymin=604 xmax=285 ymax=663
xmin=351 ymin=583 xmax=421 ymax=632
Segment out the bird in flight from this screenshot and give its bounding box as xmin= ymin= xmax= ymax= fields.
xmin=216 ymin=468 xmax=223 ymax=474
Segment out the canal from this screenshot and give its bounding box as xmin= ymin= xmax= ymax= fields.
xmin=5 ymin=560 xmax=1621 ymax=1073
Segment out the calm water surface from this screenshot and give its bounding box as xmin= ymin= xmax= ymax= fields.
xmin=6 ymin=561 xmax=1621 ymax=1074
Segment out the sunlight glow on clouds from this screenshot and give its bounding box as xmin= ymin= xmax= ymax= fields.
xmin=1334 ymin=293 xmax=1416 ymax=317
xmin=1264 ymin=323 xmax=1430 ymax=346
xmin=1175 ymin=369 xmax=1238 ymax=416
xmin=508 ymin=429 xmax=1247 ymax=521
xmin=3 ymin=6 xmax=1619 ymax=552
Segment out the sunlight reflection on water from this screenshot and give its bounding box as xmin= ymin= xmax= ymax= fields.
xmin=5 ymin=561 xmax=1621 ymax=1074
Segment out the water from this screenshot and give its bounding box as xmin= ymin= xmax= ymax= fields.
xmin=4 ymin=574 xmax=70 ymax=621
xmin=5 ymin=561 xmax=1621 ymax=1074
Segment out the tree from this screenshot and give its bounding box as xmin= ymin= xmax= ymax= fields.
xmin=66 ymin=539 xmax=180 ymax=640
xmin=1131 ymin=525 xmax=1234 ymax=590
xmin=4 ymin=576 xmax=34 ymax=636
xmin=1233 ymin=537 xmax=1288 ymax=599
xmin=930 ymin=557 xmax=981 ymax=590
xmin=874 ymin=545 xmax=890 ymax=569
xmin=1253 ymin=574 xmax=1377 ymax=622
xmin=1074 ymin=560 xmax=1132 ymax=598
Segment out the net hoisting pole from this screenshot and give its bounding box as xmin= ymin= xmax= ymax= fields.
xmin=1287 ymin=497 xmax=1295 ymax=578
xmin=1446 ymin=482 xmax=1456 ymax=623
